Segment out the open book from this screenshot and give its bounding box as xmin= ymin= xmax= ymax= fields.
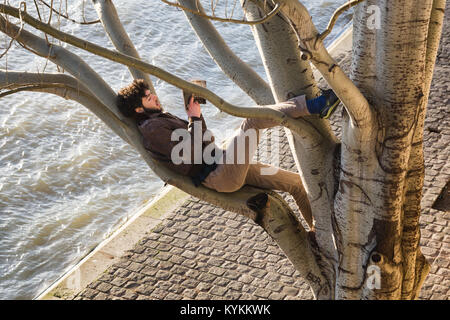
xmin=183 ymin=79 xmax=207 ymax=110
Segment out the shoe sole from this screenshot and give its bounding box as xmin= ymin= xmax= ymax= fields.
xmin=321 ymin=99 xmax=340 ymax=119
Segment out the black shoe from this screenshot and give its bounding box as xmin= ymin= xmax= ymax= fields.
xmin=319 ymin=89 xmax=340 ymax=119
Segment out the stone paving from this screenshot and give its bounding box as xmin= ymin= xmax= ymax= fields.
xmin=74 ymin=7 xmax=449 ymax=300
xmin=415 ymin=2 xmax=450 ymax=299
xmin=75 ymin=124 xmax=315 ymax=301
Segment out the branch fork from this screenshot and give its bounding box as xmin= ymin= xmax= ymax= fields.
xmin=277 ymin=0 xmax=374 ymax=133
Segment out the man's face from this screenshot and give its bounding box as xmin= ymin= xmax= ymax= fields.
xmin=139 ymin=90 xmax=161 ymax=112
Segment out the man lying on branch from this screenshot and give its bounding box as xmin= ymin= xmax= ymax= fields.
xmin=117 ymin=79 xmax=340 ymax=229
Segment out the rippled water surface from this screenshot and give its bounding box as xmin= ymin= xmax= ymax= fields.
xmin=0 ymin=0 xmax=352 ymax=299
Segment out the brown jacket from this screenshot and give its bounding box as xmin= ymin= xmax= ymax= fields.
xmin=137 ymin=111 xmax=215 ymax=178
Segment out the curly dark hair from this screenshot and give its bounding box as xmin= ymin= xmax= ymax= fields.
xmin=117 ymin=79 xmax=150 ymax=118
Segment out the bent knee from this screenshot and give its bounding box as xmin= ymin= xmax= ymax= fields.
xmin=213 ymin=181 xmax=243 ymax=193
xmin=206 ymin=176 xmax=245 ymax=193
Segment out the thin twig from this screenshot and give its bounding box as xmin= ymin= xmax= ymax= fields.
xmin=0 ymin=83 xmax=66 ymax=98
xmin=225 ymin=0 xmax=228 ymax=19
xmin=230 ymin=0 xmax=238 ymax=20
xmin=81 ymin=0 xmax=92 ymax=25
xmin=38 ymin=0 xmax=100 ymax=25
xmin=15 ymin=37 xmax=51 ymax=59
xmin=161 ymin=0 xmax=282 ymax=25
xmin=319 ymin=0 xmax=365 ymax=40
xmin=0 ymin=35 xmax=15 ymax=59
xmin=0 ymin=2 xmax=25 ymax=59
xmin=212 ymin=0 xmax=218 ymax=16
xmin=0 ymin=4 xmax=301 ymax=128
xmin=32 ymin=0 xmax=51 ymax=73
xmin=32 ymin=0 xmax=50 ymax=45
xmin=47 ymin=0 xmax=53 ymax=25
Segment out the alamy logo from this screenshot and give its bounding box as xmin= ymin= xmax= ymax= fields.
xmin=170 ymin=122 xmax=282 ymax=175
xmin=366 ymin=5 xmax=381 ymax=30
xmin=366 ymin=265 xmax=381 ymax=290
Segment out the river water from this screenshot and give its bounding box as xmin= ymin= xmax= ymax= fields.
xmin=0 ymin=0 xmax=353 ymax=299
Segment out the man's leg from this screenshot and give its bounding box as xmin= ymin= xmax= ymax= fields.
xmin=201 ymin=93 xmax=335 ymax=226
xmin=245 ymin=163 xmax=313 ymax=229
xmin=202 ymin=160 xmax=314 ymax=228
xmin=202 ymin=98 xmax=307 ymax=193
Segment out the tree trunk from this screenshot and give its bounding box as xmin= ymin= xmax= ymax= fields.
xmin=242 ymin=0 xmax=338 ymax=296
xmin=0 ymin=0 xmax=445 ymax=300
xmin=337 ymin=0 xmax=443 ymax=299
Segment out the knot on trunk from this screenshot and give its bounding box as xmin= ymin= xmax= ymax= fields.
xmin=364 ymin=251 xmax=403 ymax=298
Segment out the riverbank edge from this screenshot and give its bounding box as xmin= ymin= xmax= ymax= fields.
xmin=36 ymin=185 xmax=190 ymax=300
xmin=36 ymin=22 xmax=353 ymax=300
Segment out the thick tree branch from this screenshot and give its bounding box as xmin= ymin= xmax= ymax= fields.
xmin=243 ymin=0 xmax=339 ymax=270
xmin=161 ymin=0 xmax=282 ymax=25
xmin=351 ymin=0 xmax=434 ymax=299
xmin=0 ymin=12 xmax=120 ymax=120
xmin=0 ymin=5 xmax=330 ymax=293
xmin=340 ymin=8 xmax=379 ymax=294
xmin=179 ymin=0 xmax=274 ymax=105
xmin=424 ymin=0 xmax=446 ymax=94
xmin=91 ymin=0 xmax=154 ymax=92
xmin=0 ymin=3 xmax=315 ymax=138
xmin=400 ymin=0 xmax=445 ymax=299
xmin=0 ymin=70 xmax=89 ymax=92
xmin=0 ymin=83 xmax=62 ymax=98
xmin=350 ymin=0 xmax=377 ymax=101
xmin=0 ymin=70 xmax=130 ymax=143
xmin=247 ymin=192 xmax=332 ymax=299
xmin=278 ymin=0 xmax=373 ymax=133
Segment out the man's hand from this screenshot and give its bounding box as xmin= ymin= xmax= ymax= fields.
xmin=186 ymin=95 xmax=201 ymax=118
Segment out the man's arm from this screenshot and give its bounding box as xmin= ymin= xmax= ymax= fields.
xmin=186 ymin=95 xmax=208 ymax=133
xmin=186 ymin=95 xmax=201 ymax=118
xmin=139 ymin=118 xmax=196 ymax=176
xmin=186 ymin=95 xmax=215 ymax=165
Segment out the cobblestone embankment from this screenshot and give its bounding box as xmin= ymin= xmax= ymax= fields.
xmin=69 ymin=7 xmax=449 ymax=300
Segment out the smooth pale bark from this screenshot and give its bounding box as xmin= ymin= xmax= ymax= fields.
xmin=0 ymin=14 xmax=120 ymax=119
xmin=179 ymin=0 xmax=274 ymax=105
xmin=0 ymin=0 xmax=444 ymax=300
xmin=371 ymin=0 xmax=432 ymax=300
xmin=277 ymin=0 xmax=374 ymax=134
xmin=336 ymin=0 xmax=436 ymax=299
xmin=91 ymin=0 xmax=154 ymax=92
xmin=0 ymin=4 xmax=318 ymax=139
xmin=0 ymin=3 xmax=328 ymax=297
xmin=0 ymin=71 xmax=90 ymax=93
xmin=242 ymin=1 xmax=339 ymax=289
xmin=350 ymin=0 xmax=377 ymax=102
xmin=111 ymin=0 xmax=328 ymax=298
xmin=339 ymin=0 xmax=383 ymax=299
xmin=0 ymin=68 xmax=326 ymax=289
xmin=401 ymin=0 xmax=445 ymax=299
